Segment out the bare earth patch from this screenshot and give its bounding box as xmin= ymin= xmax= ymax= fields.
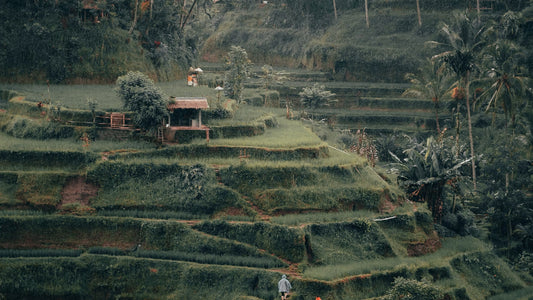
xmin=58 ymin=176 xmax=98 ymax=209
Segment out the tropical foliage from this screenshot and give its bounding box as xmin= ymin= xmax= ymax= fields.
xmin=115 ymin=71 xmax=168 ymax=133
xmin=403 ymin=59 xmax=454 ymax=133
xmin=299 ymin=83 xmax=337 ymax=121
xmin=224 ymin=46 xmax=251 ymax=102
xmin=478 ymin=39 xmax=532 ymax=126
xmin=390 ymin=133 xmax=471 ymax=222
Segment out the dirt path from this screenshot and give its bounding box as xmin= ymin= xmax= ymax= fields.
xmin=58 ymin=176 xmax=99 ymax=209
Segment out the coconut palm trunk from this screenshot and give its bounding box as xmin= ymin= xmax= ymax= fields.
xmin=477 ymin=0 xmax=481 ymax=21
xmin=365 ymin=0 xmax=369 ymax=28
xmin=434 ymin=101 xmax=440 ymax=133
xmin=465 ymin=70 xmax=477 ymax=190
xmin=416 ymin=0 xmax=422 ymax=26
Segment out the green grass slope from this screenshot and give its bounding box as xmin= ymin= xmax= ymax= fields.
xmin=0 ymin=77 xmax=531 ymax=299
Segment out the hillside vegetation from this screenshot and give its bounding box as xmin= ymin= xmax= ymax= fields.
xmin=1 ymin=0 xmax=528 ymax=83
xmin=1 ymin=75 xmax=531 ymax=298
xmin=1 ymin=0 xmax=532 ymax=299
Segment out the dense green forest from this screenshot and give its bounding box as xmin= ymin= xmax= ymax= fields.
xmin=2 ymin=0 xmax=531 ymax=83
xmin=0 ymin=0 xmax=533 ymax=299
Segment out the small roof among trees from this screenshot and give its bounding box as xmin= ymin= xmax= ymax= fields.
xmin=168 ymin=97 xmax=209 ymax=110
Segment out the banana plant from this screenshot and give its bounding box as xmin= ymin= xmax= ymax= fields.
xmin=390 ymin=133 xmax=472 ymax=222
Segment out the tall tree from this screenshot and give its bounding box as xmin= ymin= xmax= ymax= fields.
xmin=403 ymin=59 xmax=454 ymax=134
xmin=224 ymin=46 xmax=251 ymax=103
xmin=116 ymin=71 xmax=169 ymax=134
xmin=479 ymin=39 xmax=531 ymax=127
xmin=428 ymin=11 xmax=486 ymax=190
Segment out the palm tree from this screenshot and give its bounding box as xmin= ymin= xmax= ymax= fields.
xmin=427 ymin=11 xmax=486 ymax=190
xmin=403 ymin=59 xmax=454 ymax=134
xmin=479 ymin=39 xmax=531 ymax=127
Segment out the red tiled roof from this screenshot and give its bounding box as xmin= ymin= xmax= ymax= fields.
xmin=168 ymin=97 xmax=209 ymax=110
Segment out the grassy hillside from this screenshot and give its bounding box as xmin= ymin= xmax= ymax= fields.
xmin=196 ymin=1 xmax=524 ymax=83
xmin=1 ymin=82 xmax=532 ymax=298
xmin=0 ymin=1 xmax=532 ymax=298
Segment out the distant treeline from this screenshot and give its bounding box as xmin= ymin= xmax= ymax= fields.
xmin=0 ymin=0 xmax=528 ymax=83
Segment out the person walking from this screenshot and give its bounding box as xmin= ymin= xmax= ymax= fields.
xmin=278 ymin=274 xmax=292 ymax=300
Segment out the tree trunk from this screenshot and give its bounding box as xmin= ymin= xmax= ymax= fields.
xmin=477 ymin=0 xmax=481 ymax=22
xmin=364 ymin=0 xmax=369 ymax=28
xmin=150 ymin=0 xmax=154 ymax=21
xmin=416 ymin=0 xmax=422 ymax=26
xmin=333 ymin=0 xmax=338 ymax=20
xmin=425 ymin=182 xmax=444 ymax=223
xmin=129 ymin=0 xmax=139 ymax=34
xmin=145 ymin=0 xmax=154 ymax=35
xmin=455 ymin=99 xmax=460 ymax=156
xmin=465 ymin=70 xmax=477 ymax=190
xmin=507 ymin=208 xmax=512 ymax=258
xmin=434 ymin=103 xmax=440 ymax=133
xmin=181 ymin=0 xmax=198 ymax=29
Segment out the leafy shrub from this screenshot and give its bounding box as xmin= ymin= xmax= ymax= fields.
xmin=515 ymin=251 xmax=533 ymax=276
xmin=4 ymin=115 xmax=74 ymax=139
xmin=377 ymin=214 xmax=416 ymax=232
xmin=0 ymin=149 xmax=97 ymax=170
xmin=90 ymin=163 xmax=242 ymax=214
xmin=205 ymin=106 xmax=234 ymax=120
xmin=106 ymin=143 xmax=326 ymax=161
xmin=58 ymin=203 xmax=96 ymax=216
xmin=139 ymin=220 xmax=277 ymax=261
xmin=450 ymin=252 xmax=525 ymax=297
xmin=133 ymin=249 xmax=286 ymax=268
xmin=0 ymin=255 xmax=281 ymax=299
xmin=307 ymin=220 xmax=395 ymax=264
xmin=115 ymin=71 xmax=168 ymax=133
xmin=253 ymin=186 xmax=382 ymax=213
xmin=220 ymin=165 xmax=319 ymax=194
xmin=15 ymin=173 xmax=69 ymax=210
xmin=0 ymin=249 xmax=83 ymax=258
xmin=87 ymin=247 xmax=127 ymax=256
xmin=210 ymin=122 xmax=266 ymax=139
xmin=193 ymin=220 xmax=306 ymax=262
xmin=95 ymin=209 xmax=207 ymax=220
xmin=384 ymin=277 xmax=443 ymax=300
xmin=438 ymin=205 xmax=479 ymax=237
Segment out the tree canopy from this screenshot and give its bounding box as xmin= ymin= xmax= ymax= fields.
xmin=116 ymin=71 xmax=168 ymax=133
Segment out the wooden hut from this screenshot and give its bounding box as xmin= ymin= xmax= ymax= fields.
xmin=164 ymin=97 xmax=210 ymax=142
